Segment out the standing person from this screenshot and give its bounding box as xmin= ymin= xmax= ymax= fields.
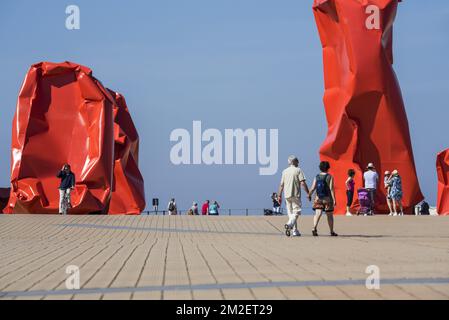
xmin=389 ymin=170 xmax=404 ymax=216
xmin=278 ymin=155 xmax=310 ymax=237
xmin=363 ymin=163 xmax=379 ymax=215
xmin=309 ymin=161 xmax=338 ymax=236
xmin=201 ymin=200 xmax=210 ymax=215
xmin=191 ymin=202 xmax=199 ymax=215
xmin=345 ymin=169 xmax=356 ymax=216
xmin=271 ymin=192 xmax=281 ymax=214
xmin=167 ymin=198 xmax=177 ymax=215
xmin=209 ymin=201 xmax=220 ymax=215
xmin=57 ymin=164 xmax=75 ymax=215
xmin=384 ymin=171 xmax=394 ymax=215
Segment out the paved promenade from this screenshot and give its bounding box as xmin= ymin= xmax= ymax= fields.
xmin=0 ymin=214 xmax=448 ymax=300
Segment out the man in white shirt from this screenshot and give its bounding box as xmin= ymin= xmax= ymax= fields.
xmin=363 ymin=163 xmax=379 ymax=215
xmin=278 ymin=156 xmax=311 ymax=237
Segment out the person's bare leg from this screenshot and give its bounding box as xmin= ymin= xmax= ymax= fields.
xmin=387 ymin=198 xmax=393 ymax=215
xmin=326 ymin=212 xmax=334 ymax=234
xmin=392 ymin=199 xmax=398 ymax=216
xmin=313 ymin=210 xmax=322 ymax=231
xmin=399 ymin=201 xmax=404 ymax=215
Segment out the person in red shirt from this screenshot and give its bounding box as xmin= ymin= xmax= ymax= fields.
xmin=201 ymin=200 xmax=210 ymax=215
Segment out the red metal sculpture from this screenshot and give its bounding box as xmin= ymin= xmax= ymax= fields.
xmin=436 ymin=149 xmax=449 ymax=215
xmin=313 ymin=0 xmax=423 ymax=214
xmin=3 ymin=61 xmax=145 ymax=214
xmin=108 ymin=89 xmax=146 ymax=215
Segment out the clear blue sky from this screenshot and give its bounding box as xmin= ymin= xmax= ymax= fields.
xmin=0 ymin=1 xmax=448 ymax=212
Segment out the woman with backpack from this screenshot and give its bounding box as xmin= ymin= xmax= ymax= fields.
xmin=308 ymin=161 xmax=338 ymax=237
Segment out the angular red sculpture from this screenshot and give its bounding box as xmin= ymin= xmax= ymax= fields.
xmin=108 ymin=89 xmax=146 ymax=215
xmin=436 ymin=149 xmax=449 ymax=215
xmin=313 ymin=0 xmax=423 ymax=214
xmin=4 ymin=61 xmax=145 ymax=214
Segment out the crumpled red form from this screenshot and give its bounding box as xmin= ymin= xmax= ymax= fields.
xmin=3 ymin=61 xmax=144 ymax=214
xmin=107 ymin=89 xmax=146 ymax=214
xmin=313 ymin=0 xmax=423 ymax=214
xmin=436 ymin=149 xmax=449 ymax=215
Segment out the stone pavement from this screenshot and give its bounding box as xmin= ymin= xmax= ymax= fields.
xmin=0 ymin=214 xmax=448 ymax=300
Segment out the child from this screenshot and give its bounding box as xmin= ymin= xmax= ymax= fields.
xmin=345 ymin=169 xmax=355 ymax=216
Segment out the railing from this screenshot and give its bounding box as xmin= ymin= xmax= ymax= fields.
xmin=141 ymin=206 xmax=315 ymax=216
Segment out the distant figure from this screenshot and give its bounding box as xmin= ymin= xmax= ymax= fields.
xmin=389 ymin=170 xmax=404 ymax=216
xmin=167 ymin=198 xmax=177 ymax=215
xmin=384 ymin=171 xmax=394 ymax=215
xmin=57 ymin=164 xmax=75 ymax=214
xmin=345 ymin=169 xmax=355 ymax=216
xmin=209 ymin=201 xmax=220 ymax=215
xmin=192 ymin=202 xmax=199 ymax=215
xmin=271 ymin=192 xmax=281 ymax=214
xmin=309 ymin=161 xmax=338 ymax=237
xmin=278 ymin=155 xmax=310 ymax=237
xmin=363 ymin=163 xmax=379 ymax=215
xmin=201 ymin=200 xmax=210 ymax=215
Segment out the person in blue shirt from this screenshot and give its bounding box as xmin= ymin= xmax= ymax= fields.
xmin=209 ymin=201 xmax=220 ymax=215
xmin=57 ymin=164 xmax=75 ymax=214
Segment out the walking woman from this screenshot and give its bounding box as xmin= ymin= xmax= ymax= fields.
xmin=389 ymin=170 xmax=404 ymax=216
xmin=309 ymin=161 xmax=338 ymax=236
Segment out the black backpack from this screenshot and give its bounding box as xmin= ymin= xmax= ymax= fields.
xmin=420 ymin=201 xmax=430 ymax=215
xmin=316 ymin=174 xmax=331 ymax=199
xmin=168 ymin=202 xmax=176 ymax=211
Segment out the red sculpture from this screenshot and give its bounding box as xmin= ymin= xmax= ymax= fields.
xmin=313 ymin=0 xmax=423 ymax=214
xmin=3 ymin=61 xmax=145 ymax=214
xmin=108 ymin=89 xmax=146 ymax=215
xmin=436 ymin=149 xmax=449 ymax=215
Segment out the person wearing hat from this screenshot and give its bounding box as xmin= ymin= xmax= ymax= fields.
xmin=389 ymin=170 xmax=404 ymax=216
xmin=384 ymin=171 xmax=394 ymax=215
xmin=363 ymin=163 xmax=378 ymax=215
xmin=278 ymin=155 xmax=311 ymax=237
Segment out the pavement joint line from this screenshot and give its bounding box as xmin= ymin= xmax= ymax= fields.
xmin=56 ymin=223 xmax=281 ymax=236
xmin=1 ymin=277 xmax=449 ymax=298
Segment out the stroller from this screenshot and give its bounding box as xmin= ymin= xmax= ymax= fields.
xmin=357 ymin=188 xmax=372 ymax=215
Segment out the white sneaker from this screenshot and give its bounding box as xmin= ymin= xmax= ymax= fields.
xmin=388 ymin=212 xmax=393 ymax=216
xmin=393 ymin=212 xmax=398 ymax=216
xmin=346 ymin=212 xmax=352 ymax=216
xmin=292 ymin=231 xmax=301 ymax=237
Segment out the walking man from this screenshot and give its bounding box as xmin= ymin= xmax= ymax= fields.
xmin=57 ymin=164 xmax=75 ymax=214
xmin=363 ymin=163 xmax=379 ymax=215
xmin=278 ymin=155 xmax=310 ymax=237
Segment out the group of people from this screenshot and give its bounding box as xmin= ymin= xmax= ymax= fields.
xmin=277 ymin=157 xmax=406 ymax=237
xmin=344 ymin=163 xmax=404 ymax=216
xmin=167 ymin=198 xmax=221 ymax=216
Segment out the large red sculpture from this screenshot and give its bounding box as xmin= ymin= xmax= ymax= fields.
xmin=3 ymin=61 xmax=145 ymax=214
xmin=436 ymin=149 xmax=449 ymax=215
xmin=108 ymin=89 xmax=146 ymax=215
xmin=313 ymin=0 xmax=423 ymax=214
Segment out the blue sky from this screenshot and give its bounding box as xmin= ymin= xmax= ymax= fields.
xmin=0 ymin=1 xmax=448 ymax=212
